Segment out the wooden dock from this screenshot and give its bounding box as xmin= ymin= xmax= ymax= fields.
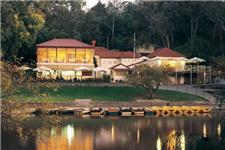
xmin=32 ymin=106 xmax=212 ymax=117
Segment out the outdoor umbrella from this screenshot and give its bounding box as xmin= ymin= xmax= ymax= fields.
xmin=33 ymin=66 xmax=53 ymax=71
xmin=186 ymin=57 xmax=205 ymax=85
xmin=74 ymin=66 xmax=91 ymax=71
xmin=18 ymin=66 xmax=32 ymax=71
xmin=92 ymin=67 xmax=107 ymax=78
xmin=186 ymin=57 xmax=205 ymax=64
xmin=92 ymin=67 xmax=107 ymax=72
xmin=138 ymin=56 xmax=150 ymax=61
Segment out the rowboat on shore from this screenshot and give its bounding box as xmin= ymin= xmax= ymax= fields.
xmin=120 ymin=107 xmax=132 ymax=116
xmin=144 ymin=107 xmax=155 ymax=115
xmin=90 ymin=108 xmax=104 ymax=116
xmin=106 ymin=107 xmax=120 ymax=116
xmin=82 ymin=108 xmax=91 ymax=115
xmin=132 ymin=107 xmax=145 ymax=116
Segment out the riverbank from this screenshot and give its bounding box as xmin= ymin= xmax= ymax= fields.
xmin=15 ymin=86 xmax=205 ymax=101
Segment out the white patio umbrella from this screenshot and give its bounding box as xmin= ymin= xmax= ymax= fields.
xmin=18 ymin=66 xmax=32 ymax=71
xmin=33 ymin=66 xmax=52 ymax=71
xmin=186 ymin=57 xmax=205 ymax=85
xmin=74 ymin=66 xmax=91 ymax=71
xmin=186 ymin=57 xmax=205 ymax=64
xmin=138 ymin=56 xmax=150 ymax=61
xmin=92 ymin=67 xmax=107 ymax=72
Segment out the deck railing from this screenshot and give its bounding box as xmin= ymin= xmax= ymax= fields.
xmin=184 ymin=65 xmax=212 ymax=73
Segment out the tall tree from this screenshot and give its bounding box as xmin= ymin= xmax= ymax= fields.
xmin=1 ymin=1 xmax=45 ymax=61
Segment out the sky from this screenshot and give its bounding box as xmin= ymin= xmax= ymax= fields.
xmin=85 ymin=0 xmax=134 ymax=9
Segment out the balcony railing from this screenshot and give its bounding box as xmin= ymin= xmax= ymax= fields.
xmin=184 ymin=65 xmax=212 ymax=73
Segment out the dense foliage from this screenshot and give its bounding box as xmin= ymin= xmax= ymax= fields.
xmin=1 ymin=0 xmax=225 ymax=62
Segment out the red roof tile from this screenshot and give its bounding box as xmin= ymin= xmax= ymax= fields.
xmin=36 ymin=39 xmax=93 ymax=48
xmin=95 ymin=47 xmax=139 ymax=58
xmin=148 ymin=48 xmax=185 ymax=58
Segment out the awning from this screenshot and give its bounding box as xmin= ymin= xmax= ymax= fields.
xmin=18 ymin=66 xmax=32 ymax=71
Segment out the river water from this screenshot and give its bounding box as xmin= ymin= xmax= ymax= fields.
xmin=2 ymin=112 xmax=225 ymax=150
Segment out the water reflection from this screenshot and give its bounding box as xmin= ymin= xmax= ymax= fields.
xmin=217 ymin=123 xmax=221 ymax=138
xmin=2 ymin=113 xmax=225 ymax=150
xmin=203 ymin=123 xmax=207 ymax=138
xmin=156 ymin=136 xmax=162 ymax=150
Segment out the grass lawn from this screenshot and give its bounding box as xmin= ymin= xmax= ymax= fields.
xmin=14 ymin=86 xmax=205 ymax=102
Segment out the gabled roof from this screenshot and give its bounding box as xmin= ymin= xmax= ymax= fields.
xmin=36 ymin=39 xmax=93 ymax=48
xmin=109 ymin=63 xmax=130 ymax=70
xmin=95 ymin=47 xmax=140 ymax=58
xmin=148 ymin=48 xmax=185 ymax=58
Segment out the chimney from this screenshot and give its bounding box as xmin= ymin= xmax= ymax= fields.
xmin=91 ymin=40 xmax=96 ymax=47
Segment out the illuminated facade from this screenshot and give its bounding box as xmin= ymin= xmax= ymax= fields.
xmin=148 ymin=48 xmax=187 ymax=71
xmin=36 ymin=39 xmax=94 ymax=80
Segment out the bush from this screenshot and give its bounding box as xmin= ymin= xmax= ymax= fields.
xmin=102 ymin=74 xmax=110 ymax=82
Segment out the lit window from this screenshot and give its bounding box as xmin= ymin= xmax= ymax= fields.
xmin=67 ymin=48 xmax=75 ymax=63
xmin=47 ymin=48 xmax=56 ymax=63
xmin=37 ymin=48 xmax=47 ymax=62
xmin=57 ymin=48 xmax=67 ymax=63
xmin=86 ymin=49 xmax=94 ymax=63
xmin=76 ymin=49 xmax=86 ymax=63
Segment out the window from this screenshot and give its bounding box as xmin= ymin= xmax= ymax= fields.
xmin=57 ymin=48 xmax=67 ymax=63
xmin=67 ymin=48 xmax=75 ymax=63
xmin=76 ymin=49 xmax=86 ymax=63
xmin=47 ymin=48 xmax=56 ymax=63
xmin=86 ymin=49 xmax=94 ymax=63
xmin=38 ymin=48 xmax=47 ymax=62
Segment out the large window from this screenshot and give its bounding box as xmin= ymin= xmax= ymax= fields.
xmin=67 ymin=48 xmax=76 ymax=63
xmin=47 ymin=48 xmax=56 ymax=63
xmin=57 ymin=48 xmax=67 ymax=63
xmin=86 ymin=49 xmax=94 ymax=63
xmin=38 ymin=48 xmax=47 ymax=62
xmin=76 ymin=49 xmax=86 ymax=63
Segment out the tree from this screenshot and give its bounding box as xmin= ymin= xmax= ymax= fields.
xmin=212 ymin=56 xmax=225 ymax=79
xmin=127 ymin=64 xmax=172 ymax=98
xmin=1 ymin=1 xmax=45 ymax=61
xmin=1 ymin=58 xmax=59 ymax=139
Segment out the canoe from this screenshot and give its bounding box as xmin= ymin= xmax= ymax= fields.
xmin=132 ymin=107 xmax=145 ymax=116
xmin=144 ymin=107 xmax=155 ymax=115
xmin=120 ymin=107 xmax=132 ymax=116
xmin=90 ymin=108 xmax=104 ymax=116
xmin=82 ymin=108 xmax=91 ymax=115
xmin=107 ymin=107 xmax=120 ymax=116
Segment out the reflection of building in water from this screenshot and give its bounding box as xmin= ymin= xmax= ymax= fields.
xmin=217 ymin=124 xmax=221 ymax=138
xmin=203 ymin=123 xmax=207 ymax=138
xmin=137 ymin=128 xmax=140 ymax=144
xmin=36 ymin=125 xmax=93 ymax=150
xmin=166 ymin=130 xmax=177 ymax=150
xmin=164 ymin=130 xmax=186 ymax=150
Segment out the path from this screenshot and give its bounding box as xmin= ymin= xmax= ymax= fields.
xmin=159 ymin=85 xmax=217 ymax=104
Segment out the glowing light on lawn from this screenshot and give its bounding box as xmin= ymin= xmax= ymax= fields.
xmin=156 ymin=136 xmax=162 ymax=150
xmin=66 ymin=125 xmax=74 ymax=145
